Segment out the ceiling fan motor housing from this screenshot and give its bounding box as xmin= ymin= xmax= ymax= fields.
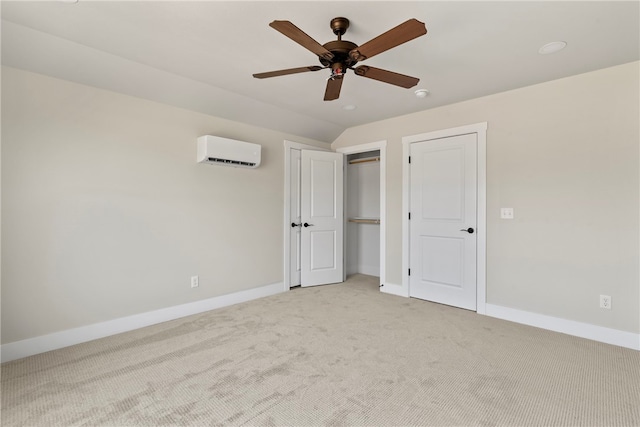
xmin=320 ymin=40 xmax=359 ymax=68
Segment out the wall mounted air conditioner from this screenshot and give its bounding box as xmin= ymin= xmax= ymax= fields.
xmin=196 ymin=135 xmax=261 ymax=168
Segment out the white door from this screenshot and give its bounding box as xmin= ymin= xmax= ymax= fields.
xmin=289 ymin=148 xmax=302 ymax=286
xmin=300 ymin=150 xmax=344 ymax=287
xmin=409 ymin=133 xmax=477 ymax=310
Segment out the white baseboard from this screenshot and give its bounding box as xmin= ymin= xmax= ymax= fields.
xmin=1 ymin=282 xmax=284 ymax=363
xmin=347 ymin=265 xmax=380 ymax=277
xmin=485 ymin=303 xmax=640 ymax=351
xmin=380 ymin=281 xmax=409 ymax=297
xmin=376 ymin=287 xmax=638 ymax=350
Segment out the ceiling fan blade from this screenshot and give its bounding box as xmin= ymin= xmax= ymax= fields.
xmin=324 ymin=76 xmax=344 ymax=101
xmin=253 ymin=66 xmax=325 ymax=79
xmin=269 ymin=20 xmax=335 ymax=61
xmin=354 ymin=65 xmax=419 ymax=88
xmin=350 ymin=19 xmax=427 ymax=61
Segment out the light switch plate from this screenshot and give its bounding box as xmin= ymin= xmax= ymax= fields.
xmin=501 ymin=208 xmax=514 ymax=219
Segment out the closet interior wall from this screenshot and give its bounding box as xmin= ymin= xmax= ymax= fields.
xmin=346 ymin=151 xmax=381 ymax=277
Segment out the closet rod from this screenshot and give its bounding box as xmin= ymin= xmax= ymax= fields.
xmin=348 ymin=156 xmax=380 ymax=165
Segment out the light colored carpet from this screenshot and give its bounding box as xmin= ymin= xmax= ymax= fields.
xmin=2 ymin=274 xmax=639 ymax=426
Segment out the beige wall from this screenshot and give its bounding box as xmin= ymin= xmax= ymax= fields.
xmin=3 ymin=62 xmax=639 ymax=345
xmin=333 ymin=61 xmax=640 ymax=334
xmin=1 ymin=67 xmax=329 ymax=344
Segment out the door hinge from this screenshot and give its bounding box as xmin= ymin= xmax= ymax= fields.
xmin=408 ymin=212 xmax=411 ymax=220
xmin=408 ymin=156 xmax=411 ymax=164
xmin=408 ymin=268 xmax=411 ymax=276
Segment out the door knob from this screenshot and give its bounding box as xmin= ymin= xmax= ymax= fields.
xmin=291 ymin=222 xmax=301 ymax=228
xmin=303 ymin=222 xmax=314 ymax=227
xmin=460 ymin=227 xmax=474 ymax=233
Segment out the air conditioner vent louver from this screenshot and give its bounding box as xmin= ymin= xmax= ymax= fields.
xmin=207 ymin=157 xmax=257 ymax=167
xmin=197 ymin=135 xmax=261 ymax=169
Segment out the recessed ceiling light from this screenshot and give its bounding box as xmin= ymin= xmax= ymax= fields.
xmin=538 ymin=41 xmax=567 ymax=55
xmin=342 ymin=104 xmax=357 ymax=111
xmin=414 ymin=89 xmax=430 ymax=98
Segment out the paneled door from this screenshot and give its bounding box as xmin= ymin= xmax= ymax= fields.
xmin=409 ymin=133 xmax=477 ymax=310
xmin=300 ymin=150 xmax=344 ymax=287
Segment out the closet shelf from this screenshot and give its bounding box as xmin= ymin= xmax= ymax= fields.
xmin=348 ymin=156 xmax=380 ymax=165
xmin=348 ymin=217 xmax=381 ymax=225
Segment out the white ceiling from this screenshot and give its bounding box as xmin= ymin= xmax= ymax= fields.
xmin=2 ymin=1 xmax=639 ymax=142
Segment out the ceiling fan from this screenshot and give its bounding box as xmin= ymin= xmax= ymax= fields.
xmin=253 ymin=17 xmax=427 ymax=101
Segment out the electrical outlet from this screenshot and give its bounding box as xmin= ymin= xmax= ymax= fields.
xmin=599 ymin=295 xmax=611 ymax=309
xmin=500 ymin=208 xmax=514 ymax=219
xmin=191 ymin=276 xmax=199 ymax=288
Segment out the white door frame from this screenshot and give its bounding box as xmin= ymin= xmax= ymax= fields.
xmin=283 ymin=140 xmax=330 ymax=291
xmin=336 ymin=141 xmax=387 ymax=289
xmin=401 ymin=123 xmax=487 ymax=314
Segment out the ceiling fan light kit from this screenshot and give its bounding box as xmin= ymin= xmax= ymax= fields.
xmin=253 ymin=17 xmax=427 ymax=101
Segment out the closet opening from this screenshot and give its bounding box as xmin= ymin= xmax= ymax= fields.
xmin=346 ymin=150 xmax=381 ymax=279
